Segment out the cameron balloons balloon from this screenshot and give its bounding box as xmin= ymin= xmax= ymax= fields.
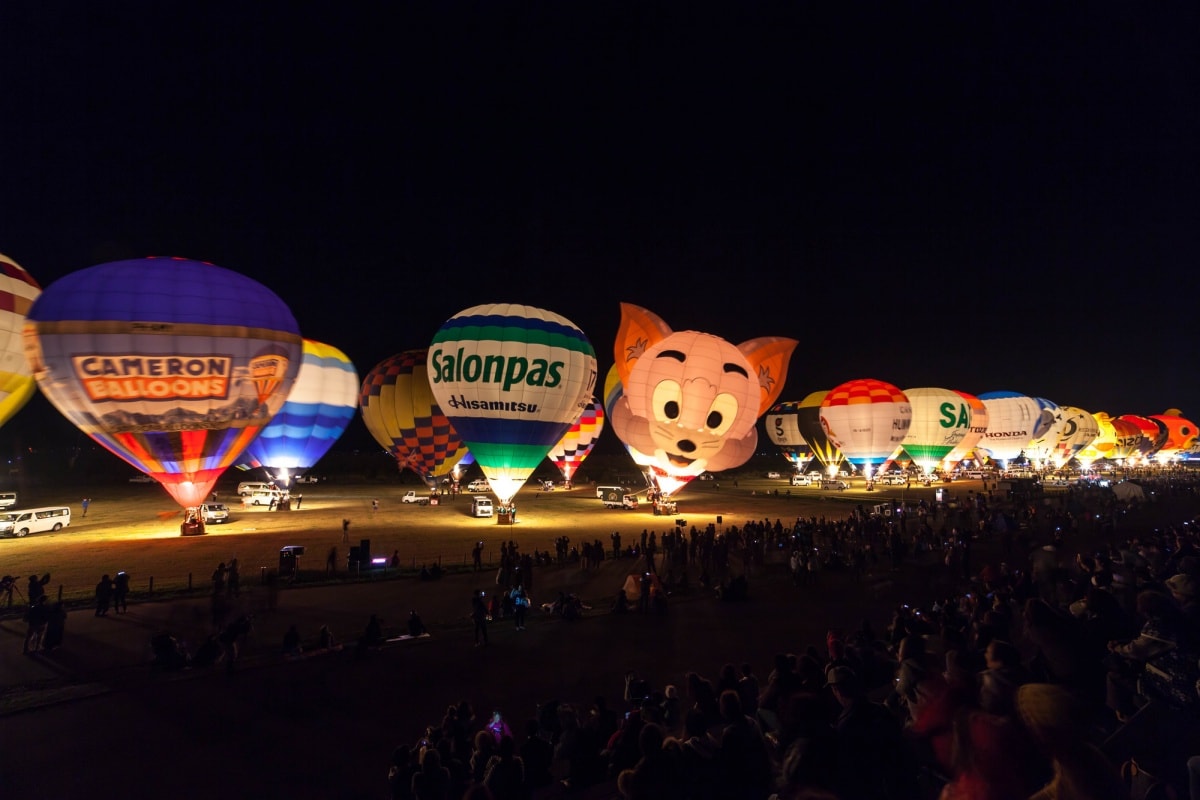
xmin=0 ymin=253 xmax=41 ymax=429
xmin=359 ymin=349 xmax=470 ymax=486
xmin=819 ymin=379 xmax=911 ymax=478
xmin=546 ymin=399 xmax=604 ymax=484
xmin=608 ymin=303 xmax=797 ymax=491
xmin=428 ymin=304 xmax=597 ymax=505
xmin=238 ymin=339 xmax=358 ymax=480
xmin=24 ymin=257 xmax=302 ymax=509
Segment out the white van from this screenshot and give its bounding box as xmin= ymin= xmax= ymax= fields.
xmin=471 ymin=496 xmax=494 ymax=517
xmin=246 ymin=489 xmax=287 ymax=507
xmin=0 ymin=506 xmax=72 ymax=537
xmin=200 ymin=503 xmax=230 ymax=524
xmin=238 ymin=481 xmax=276 ymax=496
xmin=0 ymin=492 xmax=16 ymax=509
xmin=790 ymin=474 xmax=814 ymax=486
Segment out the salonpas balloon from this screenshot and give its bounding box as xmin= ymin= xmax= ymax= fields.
xmin=24 ymin=257 xmax=302 ymax=509
xmin=900 ymin=387 xmax=970 ymax=475
xmin=428 ymin=304 xmax=597 ymax=505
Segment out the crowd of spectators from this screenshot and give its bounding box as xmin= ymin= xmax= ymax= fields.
xmin=379 ymin=471 xmax=1200 ymax=799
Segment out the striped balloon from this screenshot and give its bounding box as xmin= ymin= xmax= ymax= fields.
xmin=239 ymin=339 xmax=359 ymax=475
xmin=0 ymin=253 xmax=40 ymax=430
xmin=547 ymin=399 xmax=604 ymax=483
xmin=428 ymin=304 xmax=597 ymax=505
xmin=819 ymin=379 xmax=912 ymax=474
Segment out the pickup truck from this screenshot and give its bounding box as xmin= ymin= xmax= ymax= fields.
xmin=603 ymin=493 xmax=639 ymax=510
xmin=401 ymin=491 xmax=430 ymax=506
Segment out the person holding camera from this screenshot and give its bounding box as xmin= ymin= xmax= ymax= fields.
xmin=471 ymin=590 xmax=489 ymax=647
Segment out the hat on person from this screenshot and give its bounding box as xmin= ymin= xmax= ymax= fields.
xmin=824 ymin=665 xmax=858 ymax=689
xmin=1016 ymin=683 xmax=1087 ymax=749
xmin=1167 ymin=573 xmax=1197 ymax=599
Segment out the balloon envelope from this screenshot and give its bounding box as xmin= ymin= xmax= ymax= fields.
xmin=428 ymin=304 xmax=597 ymax=504
xmin=546 ymin=399 xmax=604 ymax=483
xmin=819 ymin=379 xmax=911 ymax=474
xmin=239 ymin=339 xmax=358 ymax=475
xmin=359 ymin=349 xmax=470 ymax=486
xmin=1051 ymin=406 xmax=1100 ymax=468
xmin=1149 ymin=411 xmax=1199 ymax=462
xmin=24 ymin=257 xmax=303 ymax=508
xmin=975 ymin=391 xmax=1047 ymax=464
xmin=796 ymin=390 xmax=846 ymax=473
xmin=900 ymin=387 xmax=970 ymax=472
xmin=944 ymin=390 xmax=988 ymax=469
xmin=764 ymin=401 xmax=815 ymax=471
xmin=0 ymin=253 xmax=41 ymax=429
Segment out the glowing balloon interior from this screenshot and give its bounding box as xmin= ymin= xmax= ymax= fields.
xmin=23 ymin=257 xmax=303 ymax=509
xmin=238 ymin=339 xmax=359 ymax=480
xmin=359 ymin=349 xmax=470 ymax=487
xmin=428 ymin=304 xmax=597 ymax=505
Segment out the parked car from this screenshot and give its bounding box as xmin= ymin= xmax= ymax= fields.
xmin=200 ymin=503 xmax=230 ymax=524
xmin=790 ymin=474 xmax=815 ymax=486
xmin=467 ymin=479 xmax=490 ymax=492
xmin=876 ymin=473 xmax=907 ymax=486
xmin=246 ymin=489 xmax=287 ymax=506
xmin=821 ymin=479 xmax=850 ymax=490
xmin=765 ymin=471 xmax=782 ymax=479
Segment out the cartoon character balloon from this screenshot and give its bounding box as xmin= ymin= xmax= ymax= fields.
xmin=428 ymin=304 xmax=597 ymax=505
xmin=764 ymin=401 xmax=815 ymax=473
xmin=237 ymin=339 xmax=359 ymax=482
xmin=819 ymin=379 xmax=911 ymax=479
xmin=359 ymin=349 xmax=471 ymax=487
xmin=546 ymin=399 xmax=604 ymax=484
xmin=0 ymin=254 xmax=41 ymax=430
xmin=900 ymin=387 xmax=971 ymax=476
xmin=608 ymin=303 xmax=797 ymax=494
xmin=24 ymin=257 xmax=302 ymax=509
xmin=1149 ymin=410 xmax=1198 ymax=464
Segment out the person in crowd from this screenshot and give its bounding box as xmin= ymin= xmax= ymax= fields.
xmin=282 ymin=624 xmax=302 ymax=657
xmin=112 ymin=571 xmax=130 ymax=614
xmin=519 ymin=719 xmax=554 ymax=794
xmin=482 ymin=734 xmax=524 ymax=800
xmin=94 ymin=573 xmax=114 ymax=616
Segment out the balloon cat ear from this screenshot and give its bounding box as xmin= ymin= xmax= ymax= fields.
xmin=614 ymin=302 xmax=672 ymax=390
xmin=735 ymin=336 xmax=798 ymax=417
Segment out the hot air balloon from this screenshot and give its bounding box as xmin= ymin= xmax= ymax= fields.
xmin=428 ymin=304 xmax=597 ymax=506
xmin=975 ymin=391 xmax=1053 ymax=468
xmin=608 ymin=303 xmax=796 ymax=497
xmin=24 ymin=257 xmax=302 ymax=511
xmin=1024 ymin=398 xmax=1065 ymax=468
xmin=1051 ymin=406 xmax=1100 ymax=469
xmin=943 ymin=390 xmax=988 ymax=472
xmin=795 ymin=390 xmax=847 ymax=475
xmin=603 ymin=363 xmax=690 ymax=496
xmin=359 ymin=349 xmax=470 ymax=488
xmin=1149 ymin=410 xmax=1199 ymax=464
xmin=764 ymin=401 xmax=815 ymax=473
xmin=900 ymin=387 xmax=971 ymax=476
xmin=1116 ymin=414 xmax=1167 ymax=463
xmin=1078 ymin=412 xmax=1141 ymax=469
xmin=0 ymin=253 xmax=41 ymax=430
xmin=237 ymin=339 xmax=359 ymax=484
xmin=546 ymin=399 xmax=604 ymax=485
xmin=819 ymin=379 xmax=911 ymax=481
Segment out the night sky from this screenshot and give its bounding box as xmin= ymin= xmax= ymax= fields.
xmin=3 ymin=4 xmax=1198 ymax=452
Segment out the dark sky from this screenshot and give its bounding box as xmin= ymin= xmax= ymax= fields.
xmin=3 ymin=4 xmax=1198 ymax=450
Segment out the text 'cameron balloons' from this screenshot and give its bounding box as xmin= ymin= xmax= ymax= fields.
xmin=608 ymin=303 xmax=797 ymax=494
xmin=819 ymin=379 xmax=911 ymax=479
xmin=428 ymin=304 xmax=597 ymax=505
xmin=547 ymin=399 xmax=604 ymax=484
xmin=900 ymin=387 xmax=970 ymax=474
xmin=24 ymin=257 xmax=302 ymax=509
xmin=359 ymin=349 xmax=470 ymax=487
xmin=238 ymin=339 xmax=358 ymax=479
xmin=0 ymin=254 xmax=41 ymax=430
xmin=764 ymin=401 xmax=815 ymax=473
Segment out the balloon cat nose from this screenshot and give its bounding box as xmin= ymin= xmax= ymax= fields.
xmin=676 ymin=440 xmax=697 ymax=453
